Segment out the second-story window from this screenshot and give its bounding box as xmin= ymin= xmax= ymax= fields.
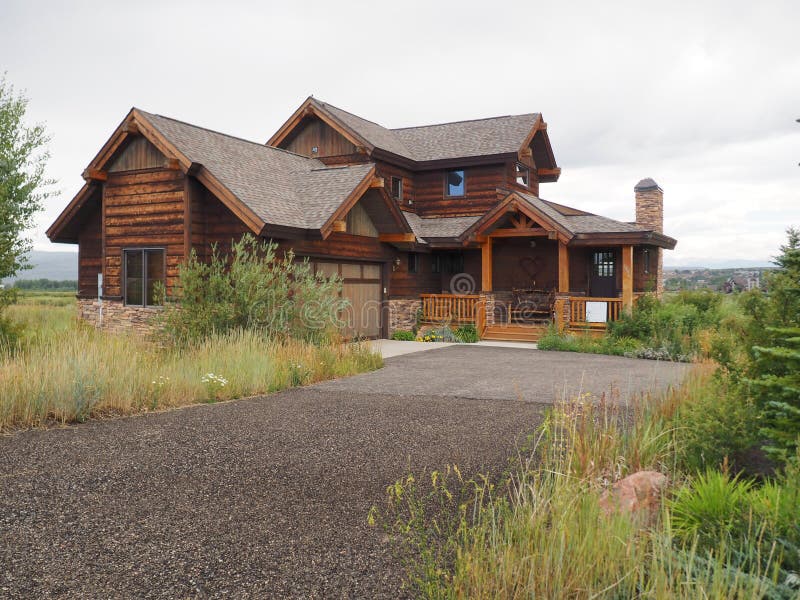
xmin=391 ymin=176 xmax=403 ymax=201
xmin=444 ymin=169 xmax=465 ymax=197
xmin=515 ymin=163 xmax=530 ymax=187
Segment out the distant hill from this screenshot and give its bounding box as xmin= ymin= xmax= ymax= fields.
xmin=2 ymin=250 xmax=78 ymax=285
xmin=664 ymin=259 xmax=774 ymax=269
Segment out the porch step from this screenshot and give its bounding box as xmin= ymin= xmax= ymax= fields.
xmin=481 ymin=324 xmax=548 ymax=343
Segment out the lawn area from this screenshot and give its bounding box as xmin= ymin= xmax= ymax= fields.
xmin=0 ymin=292 xmax=382 ymax=431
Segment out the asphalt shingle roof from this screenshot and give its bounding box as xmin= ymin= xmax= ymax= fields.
xmin=404 ymin=213 xmax=482 ymax=241
xmin=141 ymin=110 xmax=373 ymax=229
xmin=313 ymin=99 xmax=539 ymax=163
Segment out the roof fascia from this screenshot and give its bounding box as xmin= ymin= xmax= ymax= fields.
xmin=460 ymin=191 xmax=573 ymax=243
xmin=46 ymin=182 xmax=100 ymax=242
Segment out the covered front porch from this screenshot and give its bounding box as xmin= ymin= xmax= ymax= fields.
xmin=415 ymin=191 xmax=671 ymax=341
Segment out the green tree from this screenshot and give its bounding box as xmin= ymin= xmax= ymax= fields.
xmin=0 ymin=75 xmax=55 ymax=341
xmin=747 ymin=228 xmax=800 ymax=464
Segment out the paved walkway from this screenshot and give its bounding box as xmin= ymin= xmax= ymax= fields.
xmin=0 ymin=347 xmax=688 ymax=598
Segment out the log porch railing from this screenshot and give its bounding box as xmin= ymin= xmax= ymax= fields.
xmin=568 ymin=296 xmax=623 ymax=328
xmin=420 ymin=294 xmax=480 ymax=323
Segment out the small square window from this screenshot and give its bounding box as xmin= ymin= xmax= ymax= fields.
xmin=408 ymin=253 xmax=418 ymax=274
xmin=391 ymin=176 xmax=403 ymax=201
xmin=515 ymin=163 xmax=530 ymax=187
xmin=444 ymin=169 xmax=465 ymax=197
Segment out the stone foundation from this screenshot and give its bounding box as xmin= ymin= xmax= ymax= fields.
xmin=78 ymin=298 xmax=162 ymax=335
xmin=387 ymin=299 xmax=422 ymax=335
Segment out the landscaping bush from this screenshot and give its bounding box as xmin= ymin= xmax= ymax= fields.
xmin=390 ymin=330 xmax=415 ymax=341
xmin=415 ymin=325 xmax=457 ymax=343
xmin=162 ymin=235 xmax=346 ymax=345
xmin=454 ymin=323 xmax=479 ymax=343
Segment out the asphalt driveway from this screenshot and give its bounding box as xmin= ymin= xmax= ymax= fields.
xmin=0 ymin=346 xmax=688 ymax=598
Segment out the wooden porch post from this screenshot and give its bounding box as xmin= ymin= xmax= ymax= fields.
xmin=481 ymin=238 xmax=493 ymax=292
xmin=558 ymin=240 xmax=569 ymax=293
xmin=622 ymin=245 xmax=633 ymax=313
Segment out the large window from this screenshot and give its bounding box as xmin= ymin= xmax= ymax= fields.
xmin=124 ymin=249 xmax=165 ymax=306
xmin=444 ymin=169 xmax=465 ymax=197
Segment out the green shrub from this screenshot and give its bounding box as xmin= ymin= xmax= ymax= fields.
xmin=162 ymin=235 xmax=346 ymax=345
xmin=391 ymin=330 xmax=415 ymax=341
xmin=454 ymin=323 xmax=479 ymax=343
xmin=670 ymin=470 xmax=754 ymax=547
xmin=673 ymin=377 xmax=760 ymax=472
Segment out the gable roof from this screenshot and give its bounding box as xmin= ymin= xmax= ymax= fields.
xmin=404 ymin=213 xmax=482 ymax=241
xmin=461 ymin=190 xmax=677 ymax=249
xmin=269 ymin=97 xmax=557 ymax=172
xmin=139 ymin=110 xmax=377 ymax=231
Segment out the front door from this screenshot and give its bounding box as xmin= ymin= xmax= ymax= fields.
xmin=590 ymin=250 xmax=616 ymax=297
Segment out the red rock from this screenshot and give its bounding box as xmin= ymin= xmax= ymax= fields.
xmin=598 ymin=470 xmax=667 ymax=515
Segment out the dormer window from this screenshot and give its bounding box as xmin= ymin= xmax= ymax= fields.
xmin=515 ymin=162 xmax=530 ymax=187
xmin=391 ymin=176 xmax=403 ymax=201
xmin=444 ymin=169 xmax=465 ymax=197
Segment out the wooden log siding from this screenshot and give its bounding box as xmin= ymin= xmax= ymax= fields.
xmin=77 ymin=206 xmax=102 ymax=297
xmin=281 ymin=116 xmax=357 ymax=158
xmin=102 ymin=168 xmax=186 ymax=298
xmin=375 ymin=161 xmax=415 ymax=211
xmin=414 ymin=163 xmax=507 ymax=217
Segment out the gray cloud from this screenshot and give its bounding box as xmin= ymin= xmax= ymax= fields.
xmin=2 ymin=0 xmax=798 ymax=265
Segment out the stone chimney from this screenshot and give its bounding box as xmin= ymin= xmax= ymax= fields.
xmin=634 ymin=178 xmax=664 ymax=295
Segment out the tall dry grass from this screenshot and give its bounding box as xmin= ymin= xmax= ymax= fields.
xmin=0 ymin=319 xmax=382 ymax=431
xmin=378 ymin=370 xmax=785 ymax=598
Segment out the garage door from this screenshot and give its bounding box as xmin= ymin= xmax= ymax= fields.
xmin=312 ymin=261 xmax=382 ymax=339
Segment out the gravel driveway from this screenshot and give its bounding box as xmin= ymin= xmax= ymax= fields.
xmin=0 ymin=346 xmax=687 ymax=598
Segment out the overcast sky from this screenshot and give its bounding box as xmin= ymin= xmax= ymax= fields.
xmin=2 ymin=0 xmax=798 ymax=266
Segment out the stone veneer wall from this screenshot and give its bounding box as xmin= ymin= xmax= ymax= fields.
xmin=635 ymin=179 xmax=665 ymax=297
xmin=78 ymin=298 xmax=162 ymax=335
xmin=387 ymin=299 xmax=422 ymax=335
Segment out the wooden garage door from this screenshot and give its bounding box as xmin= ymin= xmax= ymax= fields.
xmin=312 ymin=261 xmax=382 ymax=339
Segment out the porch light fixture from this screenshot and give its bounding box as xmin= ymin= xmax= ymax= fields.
xmin=392 ymin=256 xmax=401 ymax=271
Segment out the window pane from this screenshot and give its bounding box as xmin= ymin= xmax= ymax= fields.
xmin=407 ymin=253 xmax=418 ymax=274
xmin=125 ymin=251 xmax=144 ymax=306
xmin=391 ymin=176 xmax=403 ymax=200
xmin=145 ymin=249 xmax=165 ymax=306
xmin=593 ymin=252 xmax=615 ymax=277
xmin=445 ymin=170 xmax=465 ymax=196
xmin=516 ymin=163 xmax=529 ymax=187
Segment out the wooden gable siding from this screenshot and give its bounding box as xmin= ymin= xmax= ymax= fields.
xmin=189 ymin=184 xmax=251 ymax=262
xmin=280 ymin=116 xmax=357 ymax=158
xmin=77 ymin=205 xmax=102 ymax=298
xmin=346 ymin=201 xmax=378 ymax=237
xmin=413 ymin=163 xmax=506 ymax=217
xmin=375 ymin=161 xmax=415 ymax=211
xmin=102 ymin=168 xmax=185 ymax=298
xmin=277 ymin=232 xmax=391 ymax=264
xmin=107 ymin=136 xmax=168 ymax=172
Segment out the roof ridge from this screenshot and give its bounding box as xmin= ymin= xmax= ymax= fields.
xmin=391 ymin=112 xmax=539 ymax=132
xmin=138 ymin=108 xmax=317 ymax=161
xmin=313 ymin=99 xmax=392 ymax=130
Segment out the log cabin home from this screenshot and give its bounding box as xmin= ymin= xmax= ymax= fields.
xmin=47 ymin=97 xmax=676 ymax=341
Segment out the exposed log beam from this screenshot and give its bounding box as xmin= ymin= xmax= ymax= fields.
xmin=165 ymin=158 xmax=181 ymax=171
xmin=369 ymin=176 xmax=384 ymax=188
xmin=622 ymin=245 xmax=634 ymax=313
xmin=558 ymin=240 xmax=569 ymax=293
xmin=488 ymin=228 xmax=550 ymax=238
xmin=331 ymin=220 xmax=347 ymax=233
xmin=481 ymin=238 xmax=493 ymax=291
xmin=537 ymin=167 xmax=562 ymax=178
xmin=82 ymin=168 xmax=107 ymax=182
xmin=378 ymin=232 xmax=416 ymax=243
